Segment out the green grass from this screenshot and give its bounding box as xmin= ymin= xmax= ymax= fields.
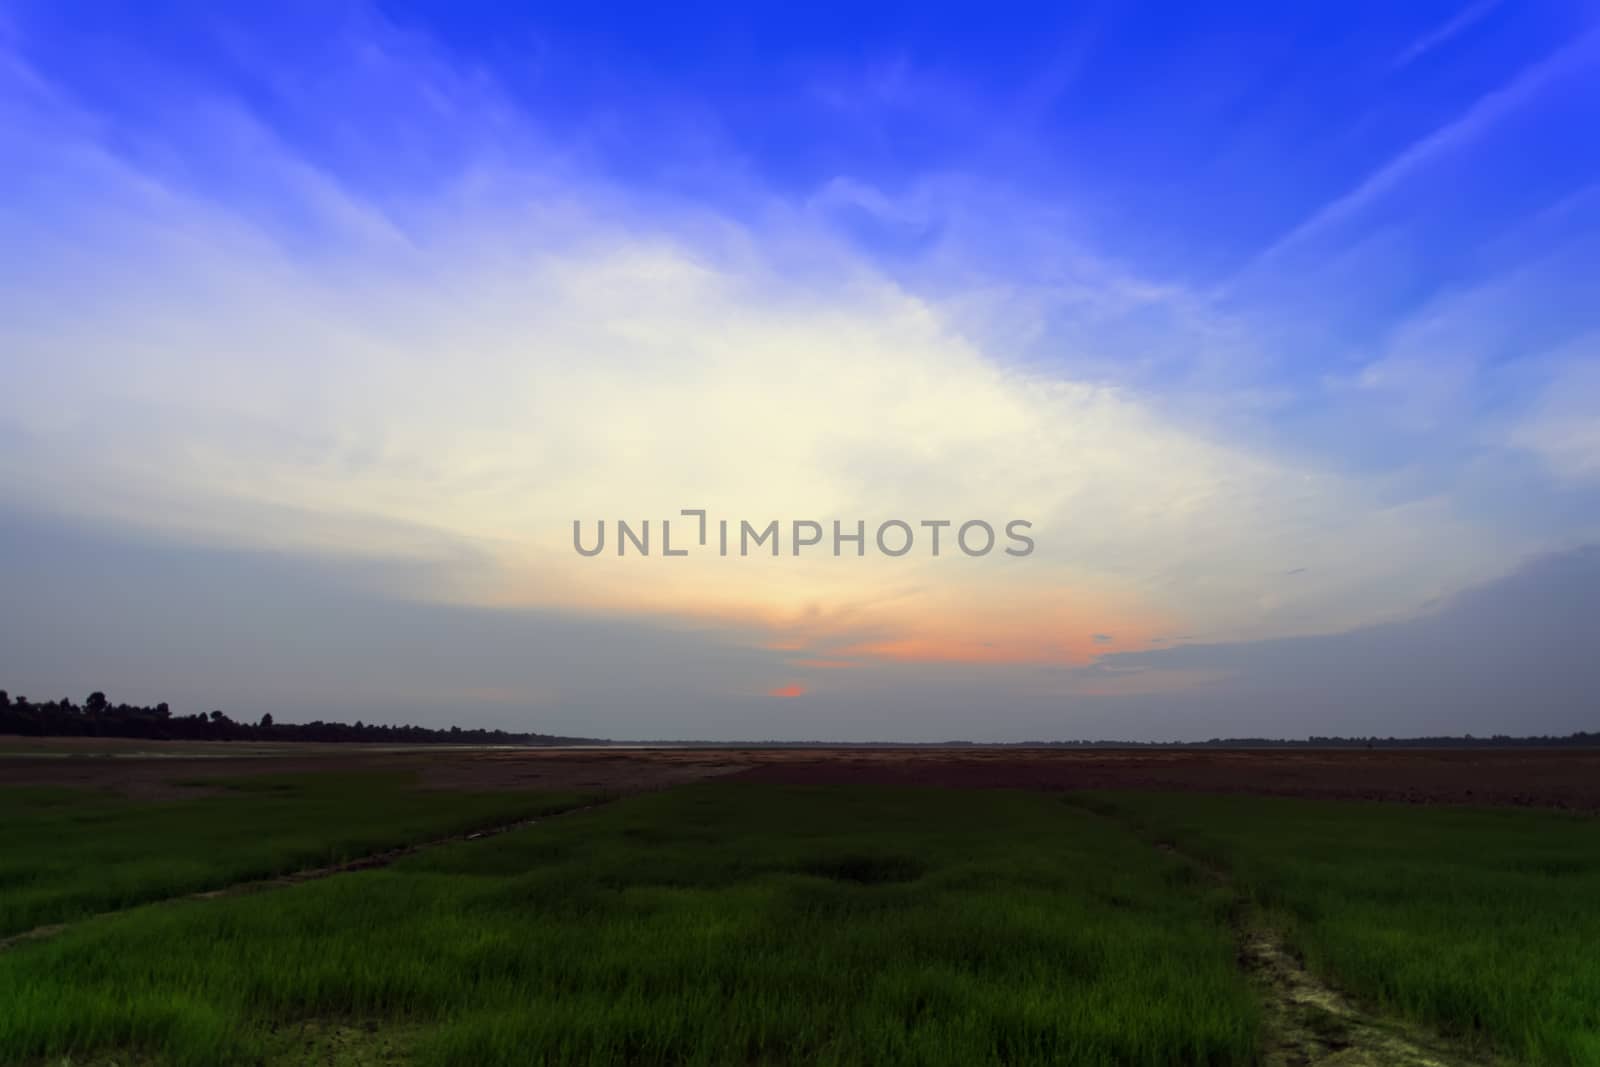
xmin=15 ymin=779 xmax=1591 ymax=1066
xmin=1078 ymin=792 xmax=1600 ymax=1065
xmin=0 ymin=784 xmax=1259 ymax=1066
xmin=0 ymin=773 xmax=597 ymax=937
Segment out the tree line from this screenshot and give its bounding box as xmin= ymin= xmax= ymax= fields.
xmin=0 ymin=690 xmax=598 ymax=745
xmin=3 ymin=688 xmax=1595 ymax=747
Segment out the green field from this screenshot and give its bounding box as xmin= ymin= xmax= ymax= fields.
xmin=0 ymin=773 xmax=596 ymax=938
xmin=0 ymin=784 xmax=1257 ymax=1066
xmin=1078 ymin=792 xmax=1600 ymax=1065
xmin=0 ymin=778 xmax=1596 ymax=1065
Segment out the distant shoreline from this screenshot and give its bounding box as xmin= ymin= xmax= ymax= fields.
xmin=5 ymin=733 xmax=1600 ymax=753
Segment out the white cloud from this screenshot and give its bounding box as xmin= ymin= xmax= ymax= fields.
xmin=1242 ymin=27 xmax=1600 ymax=273
xmin=1507 ymin=343 xmax=1600 ymax=484
xmin=1390 ymin=0 xmax=1502 ymax=71
xmin=0 ymin=23 xmax=1527 ymax=670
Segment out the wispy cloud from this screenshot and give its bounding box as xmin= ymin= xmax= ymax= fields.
xmin=1506 ymin=342 xmax=1600 ymax=484
xmin=1 ymin=6 xmax=1595 ymax=735
xmin=1390 ymin=1 xmax=1502 ymax=71
xmin=0 ymin=22 xmax=1526 ymax=674
xmin=1244 ymin=27 xmax=1600 ymax=272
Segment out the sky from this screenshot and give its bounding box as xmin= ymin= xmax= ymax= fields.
xmin=1 ymin=1 xmax=1598 ymax=740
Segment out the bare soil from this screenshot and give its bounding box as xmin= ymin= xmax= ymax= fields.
xmin=1133 ymin=827 xmax=1502 ymax=1066
xmin=725 ymin=747 xmax=1600 ymax=810
xmin=1241 ymin=920 xmax=1499 ymax=1067
xmin=0 ymin=741 xmax=746 ymax=799
xmin=5 ymin=740 xmax=1599 ymax=810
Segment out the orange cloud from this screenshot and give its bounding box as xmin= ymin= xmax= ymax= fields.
xmin=836 ymin=635 xmax=1078 ymax=665
xmin=818 ymin=588 xmax=1171 ymax=666
xmin=768 ymin=683 xmax=807 ymax=698
xmin=495 ymin=553 xmax=1175 ymax=669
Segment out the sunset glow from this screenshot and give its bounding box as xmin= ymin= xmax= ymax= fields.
xmin=2 ymin=4 xmax=1597 ymax=740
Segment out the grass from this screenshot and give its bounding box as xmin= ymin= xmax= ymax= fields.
xmin=1078 ymin=791 xmax=1600 ymax=1065
xmin=11 ymin=778 xmax=1594 ymax=1065
xmin=0 ymin=773 xmax=597 ymax=937
xmin=0 ymin=783 xmax=1259 ymax=1066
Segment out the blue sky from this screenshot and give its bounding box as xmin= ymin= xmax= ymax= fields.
xmin=1 ymin=1 xmax=1597 ymax=738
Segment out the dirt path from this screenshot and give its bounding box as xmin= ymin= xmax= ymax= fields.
xmin=0 ymin=801 xmax=610 ymax=955
xmin=1141 ymin=835 xmax=1505 ymax=1066
xmin=1239 ymin=918 xmax=1496 ymax=1067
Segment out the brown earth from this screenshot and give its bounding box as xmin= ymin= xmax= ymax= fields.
xmin=0 ymin=740 xmax=745 ymax=799
xmin=725 ymin=746 xmax=1600 ymax=811
xmin=4 ymin=739 xmax=1599 ymax=810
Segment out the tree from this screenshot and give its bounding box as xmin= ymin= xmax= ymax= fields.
xmin=86 ymin=691 xmax=108 ymax=712
xmin=259 ymin=713 xmax=274 ymax=728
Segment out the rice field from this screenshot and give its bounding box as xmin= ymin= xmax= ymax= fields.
xmin=0 ymin=773 xmax=596 ymax=938
xmin=2 ymin=773 xmax=1598 ymax=1065
xmin=0 ymin=784 xmax=1257 ymax=1066
xmin=1079 ymin=791 xmax=1600 ymax=1065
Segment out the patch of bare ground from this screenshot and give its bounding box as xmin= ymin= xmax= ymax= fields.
xmin=0 ymin=741 xmax=749 ymax=799
xmin=1140 ymin=837 xmax=1502 ymax=1067
xmin=727 ymin=747 xmax=1600 ymax=811
xmin=7 ymin=739 xmax=1600 ymax=809
xmin=1242 ymin=919 xmax=1498 ymax=1067
xmin=255 ymin=1019 xmax=421 ymax=1066
xmin=28 ymin=1020 xmax=418 ymax=1067
xmin=412 ymin=749 xmax=748 ymax=793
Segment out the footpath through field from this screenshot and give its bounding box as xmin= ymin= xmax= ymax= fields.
xmin=0 ymin=800 xmax=611 ymax=955
xmin=1070 ymin=798 xmax=1506 ymax=1067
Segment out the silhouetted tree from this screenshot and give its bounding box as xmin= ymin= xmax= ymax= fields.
xmin=259 ymin=713 xmax=273 ymax=728
xmin=86 ymin=691 xmax=108 ymax=712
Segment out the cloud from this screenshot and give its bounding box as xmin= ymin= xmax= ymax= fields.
xmin=0 ymin=23 xmax=1526 ymax=673
xmin=1079 ymin=546 xmax=1600 ymax=737
xmin=1244 ymin=27 xmax=1600 ymax=272
xmin=4 ymin=506 xmax=1596 ymax=741
xmin=4 ymin=4 xmax=1594 ymax=744
xmin=1390 ymin=1 xmax=1502 ymax=71
xmin=1505 ymin=341 xmax=1600 ymax=484
xmin=0 ymin=509 xmax=793 ymax=736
